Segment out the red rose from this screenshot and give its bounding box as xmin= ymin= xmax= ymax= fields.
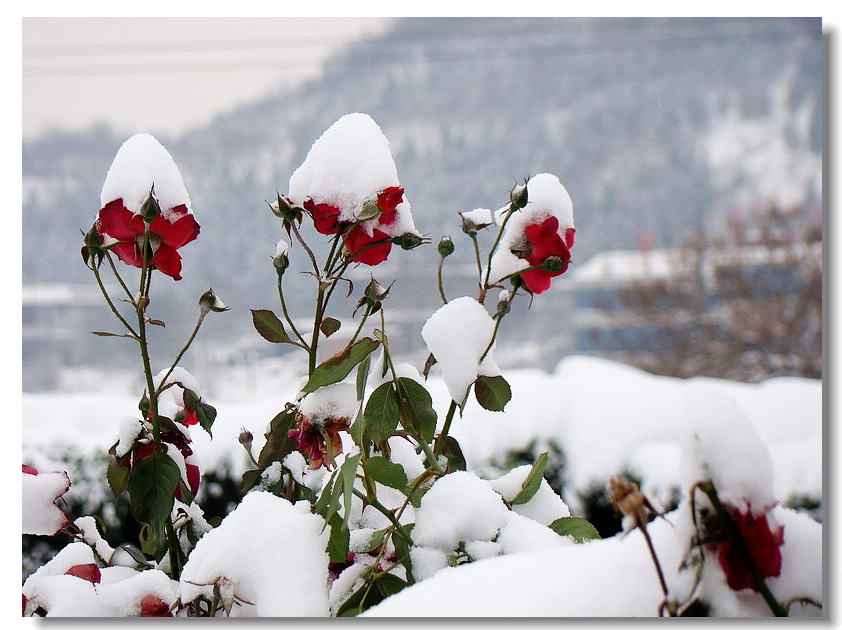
xmin=65 ymin=563 xmax=102 ymax=584
xmin=715 ymin=505 xmax=784 ymax=592
xmin=140 ymin=595 xmax=173 ymax=617
xmin=96 ymin=198 xmax=200 ymax=281
xmin=345 ymin=227 xmax=392 ymax=266
xmin=304 ymin=199 xmax=343 ymax=235
xmin=518 ymin=216 xmax=572 ymax=294
xmin=376 ymin=186 xmax=404 ymax=225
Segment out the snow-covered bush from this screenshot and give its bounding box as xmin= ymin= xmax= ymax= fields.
xmin=22 ymin=114 xmax=822 ymax=618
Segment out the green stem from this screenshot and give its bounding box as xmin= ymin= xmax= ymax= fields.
xmin=481 ymin=203 xmax=516 ymax=302
xmin=155 ymin=311 xmax=207 ymax=396
xmin=91 ymin=255 xmax=138 ymax=338
xmin=433 ymin=400 xmax=459 ymax=458
xmin=437 ymin=256 xmax=448 ymax=305
xmin=698 ymin=482 xmax=788 ymax=617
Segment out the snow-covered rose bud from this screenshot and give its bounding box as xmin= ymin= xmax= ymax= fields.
xmin=510 ymin=182 xmax=529 ymax=209
xmin=273 ymin=238 xmax=290 ymax=274
xmin=460 ymin=208 xmax=494 ymax=235
xmin=199 ymin=288 xmax=229 ymax=314
xmin=437 ymin=236 xmax=455 ymax=258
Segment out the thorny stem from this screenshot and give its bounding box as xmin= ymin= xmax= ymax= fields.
xmin=695 ymin=482 xmax=788 ymax=617
xmin=480 ymin=203 xmax=516 ymax=303
xmin=105 ymin=249 xmax=137 ymax=304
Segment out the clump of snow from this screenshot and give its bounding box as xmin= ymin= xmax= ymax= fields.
xmin=487 ymin=173 xmax=575 ymax=285
xmin=99 ymin=133 xmax=192 ymax=220
xmin=114 ymin=417 xmax=143 ymax=458
xmin=22 ymin=467 xmax=70 ymax=536
xmin=179 ymin=491 xmax=330 ymax=616
xmin=298 ymin=382 xmax=359 ymax=425
xmin=154 ymin=366 xmax=202 ymax=421
xmin=490 ymin=465 xmax=571 ymax=525
xmin=287 ymin=113 xmax=416 ymax=237
xmin=413 ymin=471 xmax=508 ymax=553
xmin=421 ymin=296 xmax=501 ymax=403
xmin=460 ymin=207 xmax=494 ymax=231
xmin=680 ymin=386 xmax=776 ymax=508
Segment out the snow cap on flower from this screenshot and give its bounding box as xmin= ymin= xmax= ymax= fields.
xmin=154 ymin=366 xmax=203 ymax=427
xmin=487 ymin=173 xmax=575 ymax=294
xmin=421 ymin=296 xmax=501 ymax=403
xmin=680 ymin=386 xmax=776 ymax=508
xmin=96 ymin=133 xmax=199 ymax=280
xmin=22 ymin=466 xmax=71 ymax=536
xmin=287 ymin=113 xmax=420 ymax=265
xmin=100 ymin=133 xmax=192 ymax=218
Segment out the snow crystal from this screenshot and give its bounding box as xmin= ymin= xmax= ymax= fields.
xmin=179 ymin=491 xmax=330 ymax=616
xmin=288 ymin=113 xmax=416 ymax=236
xmin=22 ymin=468 xmax=70 ymax=536
xmin=99 ymin=133 xmax=192 ymax=221
xmin=421 ymin=296 xmax=501 ymax=403
xmin=680 ymin=386 xmax=776 ymax=508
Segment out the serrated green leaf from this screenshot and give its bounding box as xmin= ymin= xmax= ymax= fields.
xmin=364 ymin=382 xmax=400 ymax=443
xmin=363 ymin=456 xmax=408 ymax=490
xmin=303 ymin=337 xmax=380 ymax=393
xmin=326 ymin=511 xmax=350 ymax=563
xmin=510 ymin=451 xmax=548 ymax=505
xmin=474 ymin=374 xmax=512 ymax=412
xmin=129 ymin=451 xmax=180 ymax=560
xmin=251 ymin=309 xmax=295 ymax=344
xmin=395 ymin=377 xmax=438 ymax=442
xmin=548 ymin=516 xmax=601 ymax=543
xmin=256 ymin=409 xmax=297 ymax=470
xmin=106 ymin=458 xmax=130 ymax=496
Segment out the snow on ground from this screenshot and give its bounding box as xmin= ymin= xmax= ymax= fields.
xmin=22 ymin=355 xmax=822 ymax=512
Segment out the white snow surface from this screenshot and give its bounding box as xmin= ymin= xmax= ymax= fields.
xmin=421 ymin=296 xmax=501 ymax=403
xmin=287 ymin=112 xmax=416 ymax=237
xmin=22 ymin=469 xmax=70 ymax=536
xmin=179 ymin=491 xmax=330 ymax=616
xmin=99 ymin=133 xmax=192 ymax=220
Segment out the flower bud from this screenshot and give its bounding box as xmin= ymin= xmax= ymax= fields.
xmin=199 ymin=288 xmax=230 ymax=315
xmin=238 ymin=427 xmax=254 ymax=452
xmin=510 ymin=182 xmax=529 ymax=210
xmin=364 ymin=277 xmax=391 ymax=302
xmin=140 ymin=189 xmax=161 ymax=224
xmin=356 ymin=199 xmax=381 ymax=222
xmin=539 ymin=257 xmax=568 ymax=273
xmin=273 ymin=239 xmax=290 ymax=274
xmin=83 ymin=224 xmax=102 ymax=249
xmin=271 ymin=194 xmax=298 ymax=221
xmin=437 ymin=236 xmax=455 ymax=258
xmin=496 ymin=292 xmax=512 ymax=317
xmin=460 ymin=208 xmax=494 ymax=235
xmin=393 ymin=232 xmax=426 ymax=250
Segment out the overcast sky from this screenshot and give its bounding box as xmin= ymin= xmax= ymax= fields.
xmin=22 ymin=17 xmax=392 ymax=140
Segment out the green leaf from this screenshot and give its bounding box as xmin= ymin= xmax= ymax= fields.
xmin=440 ymin=436 xmax=467 ymax=472
xmin=336 ymin=573 xmax=407 ymax=617
xmin=128 ymin=451 xmax=180 ymax=560
xmin=340 ymin=453 xmax=361 ymax=531
xmin=194 ymin=402 xmax=217 ymax=437
xmin=251 ymin=309 xmax=295 ymax=344
xmin=548 ymin=516 xmax=601 ymax=543
xmin=320 ymin=317 xmax=341 ymax=337
xmin=106 ymin=458 xmax=130 ymax=496
xmin=510 ymin=452 xmax=548 ymax=505
xmin=474 ymin=374 xmax=512 ymax=412
xmin=363 ymin=456 xmax=408 ymax=490
xmin=364 ymin=382 xmax=400 ymax=443
xmin=395 ymin=377 xmax=438 ymax=442
xmin=302 ymin=337 xmax=380 ymax=393
xmin=356 ymin=354 xmax=373 ymax=402
xmin=256 ymin=409 xmax=297 ymax=470
xmin=326 ymin=511 xmax=350 ymax=563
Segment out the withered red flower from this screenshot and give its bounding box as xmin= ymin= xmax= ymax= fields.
xmin=140 ymin=595 xmax=174 ymax=617
xmin=65 ymin=563 xmax=102 ymax=584
xmin=96 ymin=198 xmax=200 ymax=280
xmin=714 ymin=504 xmax=784 ymax=592
xmin=288 ymin=412 xmax=349 ymax=470
xmin=518 ymin=216 xmax=574 ymax=294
